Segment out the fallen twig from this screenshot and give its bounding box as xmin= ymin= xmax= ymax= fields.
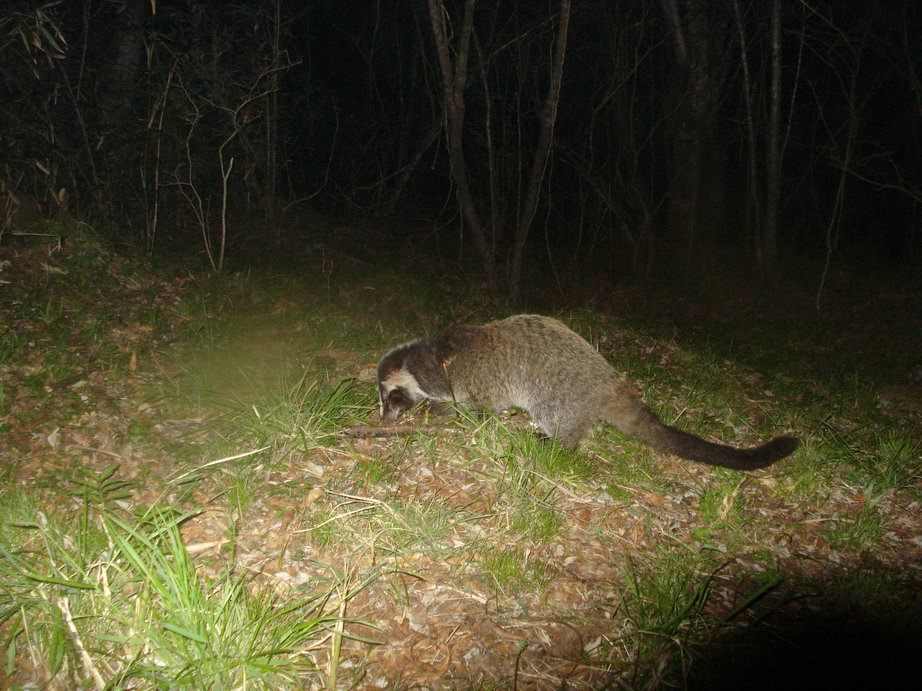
xmin=342 ymin=423 xmax=451 ymax=438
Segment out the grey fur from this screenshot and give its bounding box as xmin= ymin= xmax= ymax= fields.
xmin=377 ymin=315 xmax=798 ymax=470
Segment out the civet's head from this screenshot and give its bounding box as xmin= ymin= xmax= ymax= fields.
xmin=376 ymin=346 xmax=428 ymax=423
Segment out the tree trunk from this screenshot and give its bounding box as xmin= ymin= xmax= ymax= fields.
xmin=425 ymin=0 xmax=495 ymax=287
xmin=762 ymin=0 xmax=782 ymax=268
xmin=662 ymin=0 xmax=723 ymax=259
xmin=265 ymin=0 xmax=281 ymax=234
xmin=99 ymin=0 xmax=146 ymax=133
xmin=509 ymin=0 xmax=572 ymax=303
xmin=732 ymin=0 xmax=762 ymax=260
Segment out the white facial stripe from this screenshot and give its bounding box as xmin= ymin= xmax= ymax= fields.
xmin=384 ymin=368 xmax=427 ymax=402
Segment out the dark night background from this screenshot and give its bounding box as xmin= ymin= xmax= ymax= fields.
xmin=3 ymin=2 xmax=922 ymax=687
xmin=2 ymin=0 xmax=920 ymax=296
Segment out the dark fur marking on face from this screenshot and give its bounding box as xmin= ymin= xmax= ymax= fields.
xmin=382 ymin=386 xmax=415 ymax=423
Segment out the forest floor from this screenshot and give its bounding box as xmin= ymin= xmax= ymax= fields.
xmin=2 ymin=227 xmax=922 ymax=688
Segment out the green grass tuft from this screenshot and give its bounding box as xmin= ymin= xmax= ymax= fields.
xmin=480 ymin=547 xmax=550 ymax=595
xmin=826 ymin=503 xmax=885 ymax=551
xmin=612 ymin=545 xmax=721 ymax=688
xmin=0 ymin=477 xmax=364 ymax=688
xmin=214 ymin=375 xmax=368 ymax=452
xmin=695 ymin=470 xmax=747 ymax=529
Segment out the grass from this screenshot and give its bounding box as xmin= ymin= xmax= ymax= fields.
xmin=154 ymin=263 xmax=917 ymax=683
xmin=826 ymin=503 xmax=885 ymax=550
xmin=481 ymin=547 xmax=551 ymax=595
xmin=506 ymin=429 xmax=595 ymax=482
xmin=510 ymin=496 xmax=564 ymax=541
xmin=2 ymin=224 xmax=921 ymax=686
xmin=596 ymin=433 xmax=674 ymax=503
xmin=695 ymin=469 xmax=747 ymax=529
xmin=612 ymin=545 xmax=720 ymax=688
xmin=0 ymin=478 xmax=364 ymax=688
xmin=305 ymin=492 xmax=475 ymax=559
xmin=353 ymin=454 xmax=402 ymax=485
xmin=858 ymin=431 xmax=921 ymax=493
xmin=0 ymin=382 xmax=8 ymax=427
xmin=207 ymin=375 xmax=370 ymax=452
xmin=0 ymin=329 xmax=21 ymax=365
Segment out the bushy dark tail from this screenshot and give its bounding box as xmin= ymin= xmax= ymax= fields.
xmin=617 ymin=407 xmax=798 ymax=470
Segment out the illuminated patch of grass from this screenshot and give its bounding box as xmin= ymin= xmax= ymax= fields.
xmin=306 ymin=493 xmax=472 ymax=559
xmin=480 ymin=548 xmax=550 ymax=595
xmin=0 ymin=469 xmax=367 ymax=688
xmin=611 ymin=545 xmax=720 ymax=688
xmin=696 ymin=470 xmax=747 ymax=529
xmin=826 ymin=504 xmax=884 ymax=551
